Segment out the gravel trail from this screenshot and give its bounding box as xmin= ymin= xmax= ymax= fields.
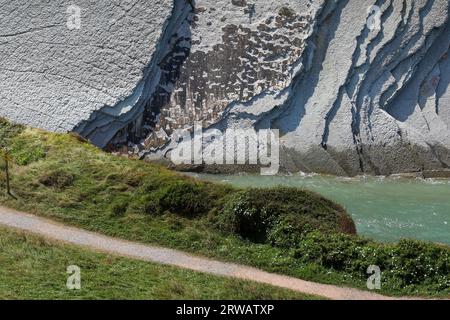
xmin=0 ymin=205 xmax=405 ymax=300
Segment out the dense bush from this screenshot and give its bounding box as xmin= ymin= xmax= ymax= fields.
xmin=218 ymin=187 xmax=356 ymax=244
xmin=294 ymin=232 xmax=450 ymax=292
xmin=159 ymin=180 xmax=214 ymax=217
xmin=388 ymin=240 xmax=450 ymax=288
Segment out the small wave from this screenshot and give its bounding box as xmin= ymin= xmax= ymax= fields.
xmin=422 ymin=178 xmax=450 ymax=185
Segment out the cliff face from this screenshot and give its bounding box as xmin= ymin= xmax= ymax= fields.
xmin=270 ymin=0 xmax=450 ymax=176
xmin=1 ymin=0 xmax=450 ymax=175
xmin=0 ymin=0 xmax=183 ymax=146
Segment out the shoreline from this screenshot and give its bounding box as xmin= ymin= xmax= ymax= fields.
xmin=166 ymin=162 xmax=450 ymax=180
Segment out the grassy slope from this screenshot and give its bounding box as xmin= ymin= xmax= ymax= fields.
xmin=0 ymin=227 xmax=316 ymax=300
xmin=0 ymin=120 xmax=449 ymax=298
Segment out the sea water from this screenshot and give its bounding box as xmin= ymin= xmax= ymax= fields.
xmin=190 ymin=173 xmax=450 ymax=245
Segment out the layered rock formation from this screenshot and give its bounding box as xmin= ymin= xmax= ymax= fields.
xmin=0 ymin=0 xmax=185 ymax=146
xmin=1 ymin=0 xmax=450 ymax=175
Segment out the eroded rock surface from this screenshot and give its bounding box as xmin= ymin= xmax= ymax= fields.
xmin=1 ymin=0 xmax=450 ymax=175
xmin=0 ymin=0 xmax=183 ymax=146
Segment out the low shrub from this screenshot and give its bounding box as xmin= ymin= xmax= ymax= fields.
xmin=218 ymin=187 xmax=356 ymax=245
xmin=388 ymin=240 xmax=450 ymax=287
xmin=159 ymin=180 xmax=216 ymax=217
xmin=294 ymin=232 xmax=450 ymax=292
xmin=294 ymin=232 xmax=373 ymax=271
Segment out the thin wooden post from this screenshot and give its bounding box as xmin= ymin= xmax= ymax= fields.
xmin=5 ymin=155 xmax=11 ymax=196
xmin=1 ymin=149 xmax=13 ymax=197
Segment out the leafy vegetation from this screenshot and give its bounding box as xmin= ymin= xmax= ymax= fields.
xmin=0 ymin=118 xmax=449 ymax=298
xmin=216 ymin=188 xmax=355 ymax=244
xmin=295 ymin=233 xmax=450 ymax=293
xmin=0 ymin=227 xmax=316 ymax=300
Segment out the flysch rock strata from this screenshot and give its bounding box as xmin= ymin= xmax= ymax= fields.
xmin=1 ymin=0 xmax=449 ymax=176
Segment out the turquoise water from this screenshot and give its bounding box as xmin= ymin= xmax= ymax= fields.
xmin=189 ymin=173 xmax=450 ymax=245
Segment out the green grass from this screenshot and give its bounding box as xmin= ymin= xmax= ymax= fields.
xmin=0 ymin=227 xmax=317 ymax=300
xmin=0 ymin=119 xmax=449 ymax=298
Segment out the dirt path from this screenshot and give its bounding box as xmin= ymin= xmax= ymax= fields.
xmin=0 ymin=205 xmax=402 ymax=300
